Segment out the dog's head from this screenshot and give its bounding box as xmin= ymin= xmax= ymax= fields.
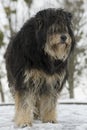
xmin=35 ymin=8 xmax=75 ymax=61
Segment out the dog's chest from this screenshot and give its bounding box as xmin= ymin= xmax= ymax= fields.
xmin=24 ymin=69 xmax=66 ymax=92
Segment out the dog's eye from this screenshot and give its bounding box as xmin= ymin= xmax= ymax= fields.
xmin=67 ymin=12 xmax=72 ymax=22
xmin=36 ymin=18 xmax=43 ymax=30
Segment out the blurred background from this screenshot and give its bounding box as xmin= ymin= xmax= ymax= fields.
xmin=0 ymin=0 xmax=87 ymax=103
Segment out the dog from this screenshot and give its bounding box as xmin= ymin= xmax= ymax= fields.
xmin=5 ymin=8 xmax=75 ymax=127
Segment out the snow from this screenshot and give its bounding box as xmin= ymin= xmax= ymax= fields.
xmin=30 ymin=0 xmax=59 ymax=17
xmin=0 ymin=102 xmax=87 ymax=130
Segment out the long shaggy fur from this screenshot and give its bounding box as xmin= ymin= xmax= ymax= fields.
xmin=5 ymin=8 xmax=75 ymax=127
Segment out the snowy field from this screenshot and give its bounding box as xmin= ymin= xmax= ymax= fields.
xmin=0 ymin=101 xmax=87 ymax=130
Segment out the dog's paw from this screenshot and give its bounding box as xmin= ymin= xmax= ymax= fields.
xmin=14 ymin=116 xmax=33 ymax=128
xmin=15 ymin=121 xmax=32 ymax=128
xmin=43 ymin=119 xmax=58 ymax=124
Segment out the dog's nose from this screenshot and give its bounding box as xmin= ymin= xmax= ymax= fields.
xmin=61 ymin=35 xmax=67 ymax=43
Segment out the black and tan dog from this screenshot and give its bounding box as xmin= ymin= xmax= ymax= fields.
xmin=5 ymin=8 xmax=75 ymax=127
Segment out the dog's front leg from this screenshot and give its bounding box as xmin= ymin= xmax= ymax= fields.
xmin=14 ymin=91 xmax=35 ymax=127
xmin=40 ymin=95 xmax=58 ymax=123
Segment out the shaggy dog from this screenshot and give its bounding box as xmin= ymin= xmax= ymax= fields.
xmin=5 ymin=8 xmax=75 ymax=127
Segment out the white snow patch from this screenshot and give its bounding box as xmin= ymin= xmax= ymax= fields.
xmin=0 ymin=103 xmax=87 ymax=130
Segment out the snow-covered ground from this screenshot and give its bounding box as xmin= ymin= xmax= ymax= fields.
xmin=0 ymin=101 xmax=87 ymax=130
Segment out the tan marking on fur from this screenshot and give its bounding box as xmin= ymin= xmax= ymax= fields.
xmin=47 ymin=34 xmax=60 ymax=46
xmin=24 ymin=69 xmax=66 ymax=89
xmin=46 ymin=71 xmax=66 ymax=87
xmin=14 ymin=91 xmax=35 ymax=127
xmin=24 ymin=70 xmax=45 ymax=92
xmin=34 ymin=99 xmax=40 ymax=119
xmin=23 ymin=69 xmax=66 ymax=123
xmin=42 ymin=109 xmax=57 ymax=123
xmin=40 ymin=95 xmax=57 ymax=123
xmin=45 ymin=33 xmax=72 ymax=60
